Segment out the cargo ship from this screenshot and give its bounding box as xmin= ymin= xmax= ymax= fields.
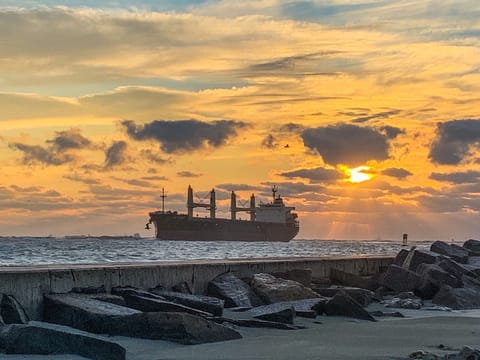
xmin=147 ymin=186 xmax=299 ymax=242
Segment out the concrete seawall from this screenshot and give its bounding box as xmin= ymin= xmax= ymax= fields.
xmin=0 ymin=255 xmax=393 ymax=320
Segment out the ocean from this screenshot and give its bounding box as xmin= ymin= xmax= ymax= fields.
xmin=0 ymin=236 xmax=434 ymax=266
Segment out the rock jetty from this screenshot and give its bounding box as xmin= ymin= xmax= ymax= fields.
xmin=1 ymin=239 xmax=480 ymax=359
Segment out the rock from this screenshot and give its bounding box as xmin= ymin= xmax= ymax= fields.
xmin=272 ymin=268 xmax=312 ymax=287
xmin=314 ymin=286 xmax=374 ymax=306
xmin=207 ymin=272 xmax=262 ymax=308
xmin=329 ymin=268 xmax=371 ymax=289
xmin=121 ymin=293 xmax=213 ymax=317
xmin=463 ymin=239 xmax=480 ymax=255
xmin=90 ymin=294 xmax=127 ymax=307
xmin=43 ymin=293 xmax=241 ymax=344
xmin=323 ymin=291 xmax=376 ymax=321
xmin=380 ymin=265 xmax=419 ymax=293
xmin=251 ymin=273 xmax=320 ymax=304
xmin=383 ymin=297 xmax=423 ymax=309
xmin=0 ymin=294 xmax=29 ymax=324
xmin=430 ymin=241 xmax=469 ymax=263
xmin=248 ymin=298 xmax=326 ymax=321
xmin=171 ymin=282 xmax=192 ymax=294
xmin=210 ymin=317 xmax=301 ymax=330
xmin=403 ymin=249 xmax=441 ymax=272
xmin=437 ymin=258 xmax=476 ymax=281
xmin=71 ymin=285 xmax=106 ymax=294
xmin=456 ymin=346 xmax=480 ymax=360
xmin=466 ymin=256 xmax=480 ymax=276
xmin=408 ymin=350 xmax=440 ymax=359
xmin=111 ymin=286 xmax=165 ymax=300
xmin=0 ymin=321 xmax=126 ymax=360
xmin=432 ymin=281 xmax=480 ymax=310
xmin=150 ymin=290 xmax=224 ymax=316
xmin=415 ymin=263 xmax=459 ymax=299
xmin=393 ymin=248 xmax=410 ymax=266
xmin=249 ymin=304 xmax=295 ymax=324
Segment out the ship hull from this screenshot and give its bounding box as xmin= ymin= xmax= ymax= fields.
xmin=149 ymin=213 xmax=298 ymax=242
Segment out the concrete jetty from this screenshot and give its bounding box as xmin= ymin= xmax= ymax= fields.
xmin=0 ymin=255 xmax=393 ymax=320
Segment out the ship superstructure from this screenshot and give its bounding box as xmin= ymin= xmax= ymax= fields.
xmin=147 ymin=186 xmax=299 ymax=242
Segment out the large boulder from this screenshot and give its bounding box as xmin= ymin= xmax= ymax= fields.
xmin=323 ymin=291 xmax=376 ymax=322
xmin=437 ymin=258 xmax=476 ymax=281
xmin=463 ymin=239 xmax=480 ymax=255
xmin=248 ymin=298 xmax=326 ymax=321
xmin=272 ymin=269 xmax=312 ymax=287
xmin=432 ymin=275 xmax=480 ymax=310
xmin=248 ymin=304 xmax=295 ymax=324
xmin=402 ymin=249 xmax=441 ymax=272
xmin=329 ymin=268 xmax=371 ymax=289
xmin=211 ymin=317 xmax=300 ymax=330
xmin=120 ymin=293 xmax=213 ymax=317
xmin=314 ymin=286 xmax=374 ymax=307
xmin=250 ymin=273 xmax=320 ymax=304
xmin=207 ymin=272 xmax=262 ymax=308
xmin=150 ymin=290 xmax=224 ymax=316
xmin=393 ymin=249 xmax=410 ymax=266
xmin=0 ymin=294 xmax=29 ymax=324
xmin=380 ymin=265 xmax=419 ymax=293
xmin=430 ymin=241 xmax=469 ymax=263
xmin=0 ymin=321 xmax=125 ymax=360
xmin=415 ymin=263 xmax=459 ymax=299
xmin=43 ymin=294 xmax=241 ymax=344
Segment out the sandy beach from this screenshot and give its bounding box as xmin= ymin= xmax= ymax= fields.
xmin=1 ymin=305 xmax=479 ymax=360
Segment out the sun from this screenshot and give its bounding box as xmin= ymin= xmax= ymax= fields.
xmin=344 ymin=166 xmax=373 ymax=183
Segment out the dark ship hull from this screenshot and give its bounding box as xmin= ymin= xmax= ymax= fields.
xmin=149 ymin=212 xmax=299 ymax=242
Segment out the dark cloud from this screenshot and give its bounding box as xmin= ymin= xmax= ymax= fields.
xmin=104 ymin=140 xmax=128 ymax=168
xmin=46 ymin=128 xmax=92 ymax=151
xmin=381 ymin=168 xmax=412 ymax=179
xmin=301 ymin=124 xmax=393 ymax=166
xmin=379 ymin=125 xmax=404 ymax=139
xmin=9 ymin=128 xmax=93 ymax=166
xmin=280 ymin=167 xmax=343 ymax=182
xmin=141 ymin=149 xmax=170 ymax=164
xmin=9 ymin=143 xmax=75 ymax=165
xmin=352 ymin=110 xmax=401 ymax=123
xmin=177 ymin=171 xmax=202 ymax=178
xmin=279 ymin=123 xmax=305 ymax=134
xmin=430 ymin=170 xmax=480 ymax=184
xmin=216 ymin=183 xmax=261 ymax=192
xmin=429 ymin=119 xmax=480 ymax=165
xmin=122 ymin=119 xmax=247 ymax=154
xmin=64 ymin=173 xmax=101 ymax=185
xmin=262 ymin=134 xmax=277 ymax=149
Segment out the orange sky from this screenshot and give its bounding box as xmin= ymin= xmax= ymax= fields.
xmin=0 ymin=1 xmax=479 ymax=240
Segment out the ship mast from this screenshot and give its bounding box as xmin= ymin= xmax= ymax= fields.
xmin=160 ymin=187 xmax=167 ymax=214
xmin=272 ymin=185 xmax=278 ymax=201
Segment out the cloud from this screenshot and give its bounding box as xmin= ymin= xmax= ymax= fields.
xmin=9 ymin=128 xmax=94 ymax=166
xmin=381 ymin=168 xmax=412 ymax=179
xmin=261 ymin=134 xmax=278 ymax=149
xmin=430 ymin=170 xmax=480 ymax=184
xmin=104 ymin=140 xmax=128 ymax=168
xmin=280 ymin=167 xmax=343 ymax=183
xmin=122 ymin=119 xmax=247 ymax=154
xmin=141 ymin=149 xmax=170 ymax=164
xmin=429 ymin=119 xmax=480 ymax=165
xmin=46 ymin=128 xmax=92 ymax=151
xmin=9 ymin=143 xmax=75 ymax=166
xmin=352 ymin=110 xmax=401 ymax=123
xmin=301 ymin=124 xmax=396 ymax=166
xmin=177 ymin=171 xmax=202 ymax=178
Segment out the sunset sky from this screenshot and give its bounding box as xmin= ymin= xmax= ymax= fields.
xmin=1 ymin=0 xmax=479 ymax=240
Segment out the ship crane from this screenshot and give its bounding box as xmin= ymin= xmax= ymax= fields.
xmin=230 ymin=191 xmax=255 ymax=221
xmin=187 ymin=185 xmax=216 ymax=219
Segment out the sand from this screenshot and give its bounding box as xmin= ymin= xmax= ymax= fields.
xmin=1 ymin=305 xmax=480 ymax=359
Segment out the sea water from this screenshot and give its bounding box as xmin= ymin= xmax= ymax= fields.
xmin=0 ymin=237 xmax=433 ymax=266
